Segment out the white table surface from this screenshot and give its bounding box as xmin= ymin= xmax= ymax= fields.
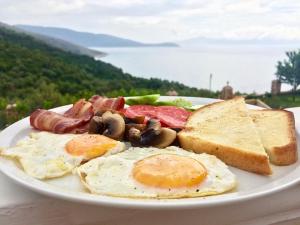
xmin=1 ymin=107 xmax=300 ymax=225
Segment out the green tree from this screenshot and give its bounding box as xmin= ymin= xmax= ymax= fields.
xmin=276 ymin=50 xmax=300 ymax=101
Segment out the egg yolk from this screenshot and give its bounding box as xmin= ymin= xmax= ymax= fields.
xmin=66 ymin=134 xmax=117 ymax=160
xmin=132 ymin=154 xmax=207 ymax=189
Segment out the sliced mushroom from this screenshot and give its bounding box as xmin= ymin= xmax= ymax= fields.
xmin=128 ymin=127 xmax=142 ymax=146
xmin=101 ymin=111 xmax=113 ymax=118
xmin=124 ymin=124 xmax=146 ymax=141
xmin=88 ymin=116 xmax=106 ymax=134
xmin=127 ymin=126 xmax=176 ymax=148
xmin=146 ymin=119 xmax=161 ymax=131
xmin=151 ymin=128 xmax=177 ymax=148
xmin=140 ymin=119 xmax=161 ymax=146
xmin=102 ymin=111 xmax=125 ymax=140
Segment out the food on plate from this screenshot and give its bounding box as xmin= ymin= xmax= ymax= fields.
xmin=250 ymin=109 xmax=297 ymax=165
xmin=29 ymin=94 xmax=190 ymax=140
xmin=64 ymin=98 xmax=94 ymax=118
xmin=16 ymin=93 xmax=300 ymax=178
xmin=30 ymin=99 xmax=94 ymax=134
xmin=2 ymin=93 xmax=299 ymax=202
xmin=89 ymin=111 xmax=125 ymax=140
xmin=89 ymin=112 xmax=177 ymax=148
xmin=127 ymin=119 xmax=177 ymax=148
xmin=178 ymin=97 xmax=272 ymax=175
xmin=123 ymin=105 xmax=191 ymax=128
xmin=30 ymin=96 xmax=125 ymax=134
xmin=77 ymin=146 xmax=236 ymax=199
xmin=0 ymin=132 xmax=125 ymax=179
xmin=89 ymin=95 xmax=125 ymax=113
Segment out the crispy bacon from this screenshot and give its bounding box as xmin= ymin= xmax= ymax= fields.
xmin=89 ymin=95 xmax=125 ymax=113
xmin=30 ymin=109 xmax=88 ymax=133
xmin=64 ymin=99 xmax=93 ymax=121
xmin=30 ymin=99 xmax=93 ymax=134
xmin=30 ymin=96 xmax=126 ymax=134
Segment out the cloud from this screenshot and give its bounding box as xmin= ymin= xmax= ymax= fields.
xmin=223 ymin=0 xmax=269 ymax=14
xmin=0 ymin=0 xmax=300 ymax=42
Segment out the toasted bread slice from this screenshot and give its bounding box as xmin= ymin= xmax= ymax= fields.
xmin=250 ymin=109 xmax=297 ymax=165
xmin=178 ymin=97 xmax=272 ymax=175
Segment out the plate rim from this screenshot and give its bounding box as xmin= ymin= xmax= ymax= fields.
xmin=0 ymin=96 xmax=299 ymax=209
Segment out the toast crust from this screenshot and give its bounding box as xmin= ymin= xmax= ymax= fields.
xmin=251 ymin=109 xmax=297 ymax=166
xmin=178 ymin=134 xmax=272 ymax=175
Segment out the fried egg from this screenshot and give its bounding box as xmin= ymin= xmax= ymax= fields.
xmin=0 ymin=132 xmax=125 ymax=179
xmin=77 ymin=146 xmax=237 ymax=199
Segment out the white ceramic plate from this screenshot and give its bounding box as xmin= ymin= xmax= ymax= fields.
xmin=0 ymin=96 xmax=299 ymax=209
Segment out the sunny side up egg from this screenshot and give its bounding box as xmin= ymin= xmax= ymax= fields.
xmin=77 ymin=146 xmax=237 ymax=199
xmin=0 ymin=131 xmax=125 ymax=179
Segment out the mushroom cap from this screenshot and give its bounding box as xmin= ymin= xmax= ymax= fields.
xmin=102 ymin=111 xmax=125 ymax=140
xmin=88 ymin=116 xmax=106 ymax=134
xmin=126 ymin=119 xmax=177 ymax=148
xmin=128 ymin=127 xmax=142 ymax=146
xmin=152 ymin=128 xmax=177 ymax=148
xmin=140 ymin=119 xmax=161 ymax=146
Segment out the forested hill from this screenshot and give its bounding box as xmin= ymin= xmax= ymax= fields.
xmin=0 ymin=22 xmax=104 ymax=57
xmin=0 ymin=26 xmax=215 ymax=128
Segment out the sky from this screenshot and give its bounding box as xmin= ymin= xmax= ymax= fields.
xmin=1 ymin=0 xmax=300 ymax=43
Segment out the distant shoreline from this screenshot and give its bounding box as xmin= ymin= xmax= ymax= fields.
xmin=90 ymin=45 xmax=181 ymax=59
xmin=92 ymin=52 xmax=108 ymax=58
xmin=93 ymin=53 xmax=107 ymax=60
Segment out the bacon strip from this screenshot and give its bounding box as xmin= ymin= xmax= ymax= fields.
xmin=30 ymin=99 xmax=93 ymax=134
xmin=30 ymin=109 xmax=88 ymax=133
xmin=30 ymin=96 xmax=126 ymax=134
xmin=64 ymin=99 xmax=93 ymax=120
xmin=89 ymin=95 xmax=125 ymax=112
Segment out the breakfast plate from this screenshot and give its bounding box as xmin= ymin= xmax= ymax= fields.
xmin=0 ymin=96 xmax=299 ymax=209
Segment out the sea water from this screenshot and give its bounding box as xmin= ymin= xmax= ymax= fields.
xmin=92 ymin=45 xmax=297 ymax=94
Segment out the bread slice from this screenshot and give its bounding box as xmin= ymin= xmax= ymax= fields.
xmin=178 ymin=97 xmax=272 ymax=175
xmin=250 ymin=109 xmax=297 ymax=165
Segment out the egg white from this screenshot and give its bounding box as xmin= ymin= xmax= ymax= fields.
xmin=77 ymin=146 xmax=237 ymax=199
xmin=0 ymin=131 xmax=125 ymax=179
